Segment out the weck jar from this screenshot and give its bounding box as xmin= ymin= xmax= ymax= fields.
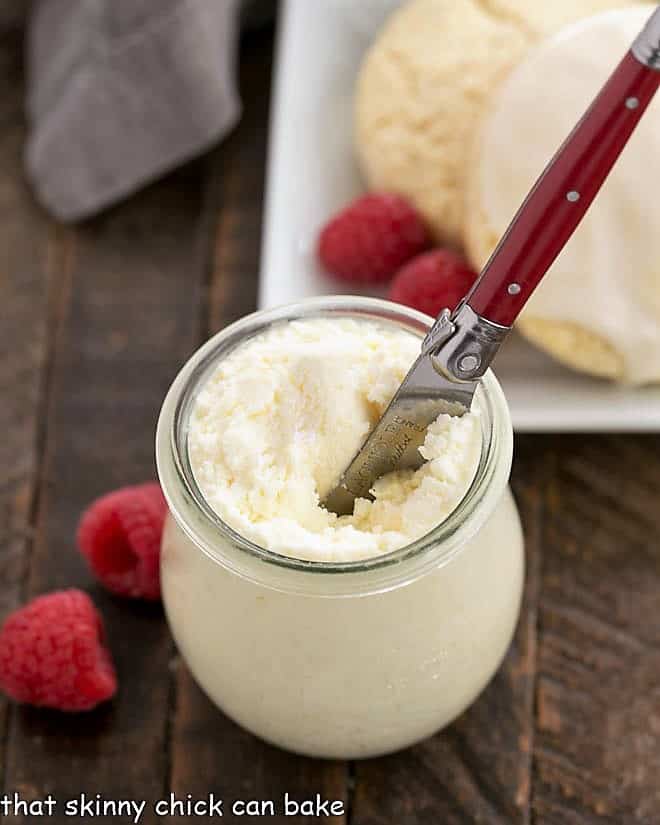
xmin=156 ymin=296 xmax=524 ymax=759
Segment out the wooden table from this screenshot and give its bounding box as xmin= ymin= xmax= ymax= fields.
xmin=2 ymin=21 xmax=660 ymax=825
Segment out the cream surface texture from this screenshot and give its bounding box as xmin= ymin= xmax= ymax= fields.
xmin=467 ymin=6 xmax=660 ymax=383
xmin=188 ymin=318 xmax=481 ymax=562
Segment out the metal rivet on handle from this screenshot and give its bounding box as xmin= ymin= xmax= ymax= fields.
xmin=566 ymin=190 xmax=580 ymax=203
xmin=625 ymin=96 xmax=639 ymax=110
xmin=507 ymin=283 xmax=521 ymax=295
xmin=458 ymin=353 xmax=480 ymax=374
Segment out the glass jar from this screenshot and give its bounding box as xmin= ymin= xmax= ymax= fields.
xmin=156 ymin=297 xmax=524 ymax=760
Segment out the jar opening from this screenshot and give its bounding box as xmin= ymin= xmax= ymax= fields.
xmin=156 ymin=297 xmax=513 ymax=592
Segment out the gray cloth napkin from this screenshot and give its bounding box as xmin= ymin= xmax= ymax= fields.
xmin=25 ymin=0 xmax=265 ymax=222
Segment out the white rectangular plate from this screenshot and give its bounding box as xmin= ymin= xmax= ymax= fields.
xmin=259 ymin=0 xmax=660 ymax=432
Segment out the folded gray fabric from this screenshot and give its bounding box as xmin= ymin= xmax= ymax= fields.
xmin=26 ymin=0 xmax=244 ymax=221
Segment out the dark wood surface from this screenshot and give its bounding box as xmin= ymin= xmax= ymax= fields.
xmin=2 ymin=21 xmax=660 ymax=825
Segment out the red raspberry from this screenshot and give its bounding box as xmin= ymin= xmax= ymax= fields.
xmin=388 ymin=249 xmax=478 ymax=316
xmin=318 ymin=193 xmax=430 ymax=283
xmin=0 ymin=590 xmax=117 ymax=711
xmin=77 ymin=482 xmax=167 ymax=601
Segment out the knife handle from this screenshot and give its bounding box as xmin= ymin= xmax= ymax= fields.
xmin=466 ymin=10 xmax=660 ymax=329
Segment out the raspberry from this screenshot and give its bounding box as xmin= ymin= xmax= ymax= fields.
xmin=0 ymin=590 xmax=117 ymax=711
xmin=388 ymin=249 xmax=478 ymax=316
xmin=77 ymin=482 xmax=167 ymax=601
xmin=318 ymin=193 xmax=430 ymax=283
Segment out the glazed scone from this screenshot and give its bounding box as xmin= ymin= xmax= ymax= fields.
xmin=355 ymin=0 xmax=645 ymax=247
xmin=474 ymin=0 xmax=647 ymax=36
xmin=465 ymin=6 xmax=660 ymax=384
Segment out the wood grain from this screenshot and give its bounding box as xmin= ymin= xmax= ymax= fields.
xmin=0 ymin=33 xmax=59 ymax=789
xmin=0 ymin=3 xmax=28 ymax=36
xmin=350 ymin=436 xmax=547 ymax=825
xmin=206 ymin=44 xmax=268 ymax=333
xmin=167 ymin=27 xmax=348 ymax=825
xmin=533 ymin=435 xmax=660 ymax=825
xmin=2 ymin=160 xmax=211 ymax=822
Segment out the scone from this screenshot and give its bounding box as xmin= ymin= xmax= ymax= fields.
xmin=355 ymin=0 xmax=645 ymax=248
xmin=465 ymin=6 xmax=660 ymax=384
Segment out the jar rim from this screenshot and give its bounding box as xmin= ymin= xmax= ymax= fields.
xmin=156 ymin=296 xmax=513 ymax=594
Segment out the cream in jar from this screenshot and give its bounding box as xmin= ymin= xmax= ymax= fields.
xmin=158 ymin=298 xmax=524 ymax=759
xmin=188 ymin=317 xmax=482 ymax=562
